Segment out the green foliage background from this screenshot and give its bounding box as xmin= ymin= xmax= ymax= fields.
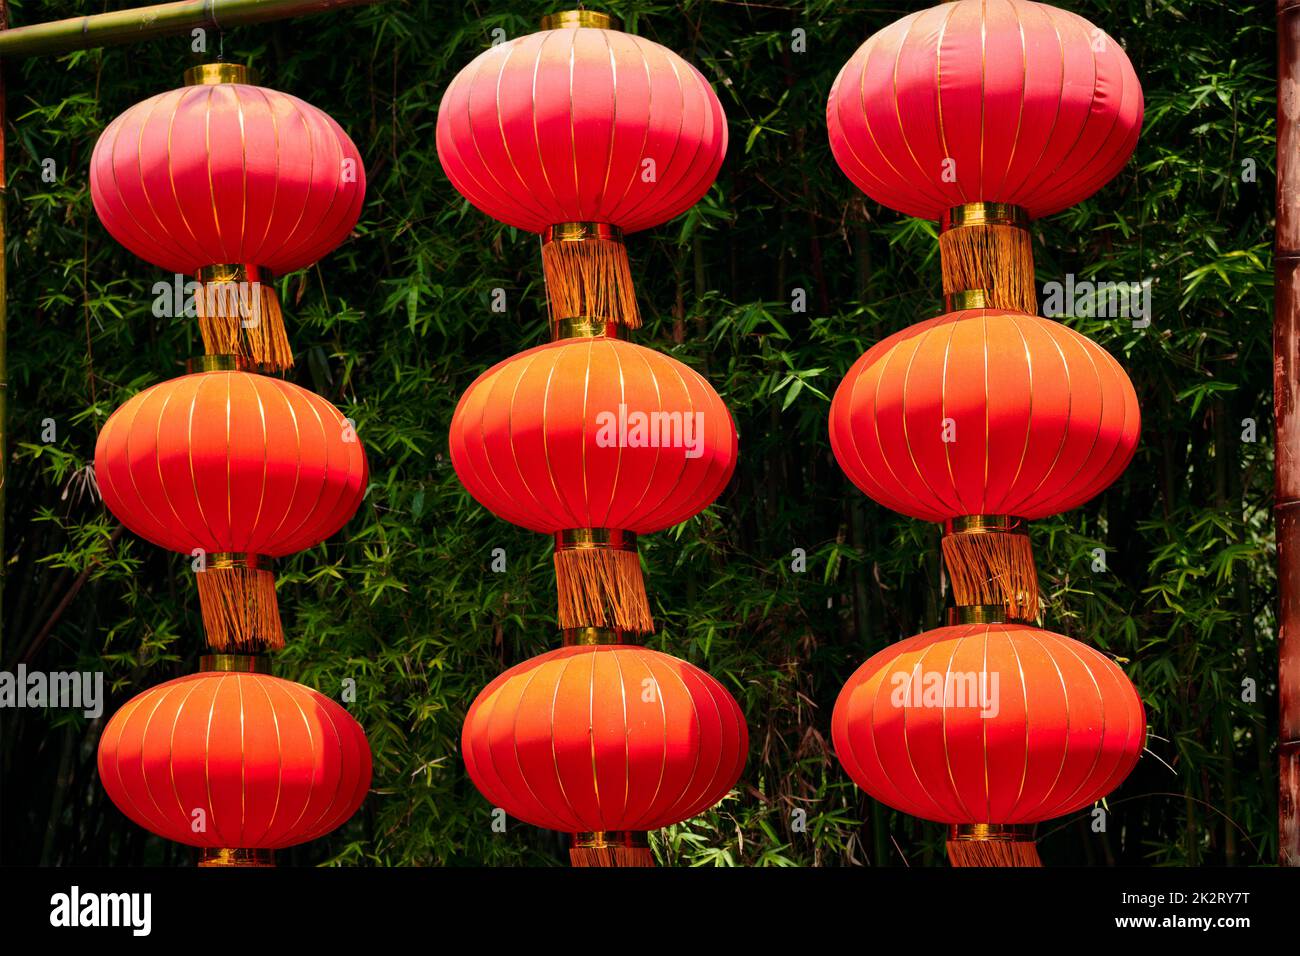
xmin=0 ymin=0 xmax=1275 ymax=866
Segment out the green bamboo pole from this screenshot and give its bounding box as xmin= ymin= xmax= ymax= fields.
xmin=0 ymin=0 xmax=382 ymax=58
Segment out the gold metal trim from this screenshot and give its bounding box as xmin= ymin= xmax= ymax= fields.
xmin=562 ymin=626 xmax=629 ymax=646
xmin=542 ymin=221 xmax=624 ymax=244
xmin=555 ymin=528 xmax=637 ymax=552
xmin=198 ymin=263 xmax=254 ymax=284
xmin=943 ymin=514 xmax=1028 ymax=536
xmin=551 ymin=317 xmax=624 ymax=340
xmin=198 ymin=847 xmax=275 ymax=867
xmin=946 ymin=604 xmax=1013 ymax=626
xmin=572 ymin=830 xmax=648 ymax=850
xmin=183 ymin=63 xmax=256 ymax=86
xmin=943 ymin=289 xmax=992 ymax=312
xmin=948 ymin=823 xmax=1034 ymax=843
xmin=199 ymin=654 xmax=271 ymax=674
xmin=939 ymin=202 xmax=1030 ymax=232
xmin=205 ymin=552 xmax=274 ymax=571
xmin=186 ymin=354 xmax=252 ymax=373
xmin=540 ymin=10 xmax=619 ymax=31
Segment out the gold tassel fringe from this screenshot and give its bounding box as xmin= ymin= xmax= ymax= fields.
xmin=553 ymin=543 xmax=654 ymax=634
xmin=195 ymin=562 xmax=284 ymax=652
xmin=541 ymin=230 xmax=641 ymax=329
xmin=941 ymin=526 xmax=1039 ymax=622
xmin=193 ymin=267 xmax=294 ymax=372
xmin=946 ymin=838 xmax=1042 ymax=867
xmin=569 ymin=845 xmax=656 ymax=867
xmin=569 ymin=832 xmax=655 ymax=867
xmin=938 ymin=222 xmax=1037 ymax=315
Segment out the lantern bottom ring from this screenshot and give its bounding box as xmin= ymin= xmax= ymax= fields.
xmin=198 ymin=847 xmax=275 ymax=868
xmin=947 ymin=604 xmax=1036 ymax=626
xmin=948 ymin=823 xmax=1034 ymax=843
xmin=943 ymin=289 xmax=994 ymax=312
xmin=943 ymin=514 xmax=1028 ymax=536
xmin=939 ymin=202 xmax=1030 ymax=232
xmin=205 ymin=552 xmax=274 ymax=571
xmin=543 ymin=221 xmax=624 ymax=244
xmin=555 ymin=529 xmax=637 ymax=553
xmin=551 ymin=316 xmax=625 ymax=340
xmin=199 ymin=653 xmax=272 ymax=673
xmin=562 ymin=626 xmax=635 ymax=646
xmin=186 ymin=353 xmax=257 ymax=373
xmin=571 ymin=830 xmax=648 ymax=850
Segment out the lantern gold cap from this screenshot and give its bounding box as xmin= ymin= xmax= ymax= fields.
xmin=948 ymin=823 xmax=1034 ymax=843
xmin=940 ymin=202 xmax=1030 ymax=231
xmin=184 ymin=62 xmax=257 ymax=86
xmin=199 ymin=653 xmax=271 ymax=674
xmin=198 ymin=847 xmax=275 ymax=867
xmin=541 ymin=10 xmax=619 ymax=30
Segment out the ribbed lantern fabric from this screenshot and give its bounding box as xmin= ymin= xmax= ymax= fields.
xmin=90 ymin=73 xmax=366 ymax=369
xmin=95 ymin=370 xmax=368 ymax=650
xmin=436 ymin=20 xmax=727 ymax=329
xmin=90 ymin=81 xmax=365 ymax=274
xmin=95 ymin=370 xmax=368 ymax=555
xmin=832 ymin=622 xmax=1145 ymax=825
xmin=98 ymin=670 xmax=371 ymax=850
xmin=826 ymin=0 xmax=1143 ymax=222
xmin=436 ymin=25 xmax=726 ymax=234
xmin=462 ymin=644 xmax=748 ymax=834
xmin=449 ymin=338 xmax=736 ymax=535
xmin=829 ymin=308 xmax=1140 ymax=523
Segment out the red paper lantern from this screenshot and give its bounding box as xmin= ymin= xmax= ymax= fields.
xmin=833 ymin=621 xmax=1144 ymax=830
xmin=826 ymin=0 xmax=1142 ymax=222
xmin=829 ymin=308 xmax=1139 ymax=523
xmin=98 ymin=668 xmax=371 ymax=861
xmin=436 ymin=11 xmax=727 ymax=328
xmin=462 ymin=644 xmax=747 ymax=845
xmin=829 ymin=308 xmax=1138 ymax=619
xmin=450 ymin=336 xmax=736 ymax=632
xmin=826 ymin=0 xmax=1142 ymax=313
xmin=95 ymin=369 xmax=368 ymax=649
xmin=436 ymin=20 xmax=725 ymax=235
xmin=90 ymin=63 xmax=366 ymax=369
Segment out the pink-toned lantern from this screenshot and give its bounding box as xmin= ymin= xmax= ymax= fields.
xmin=90 ymin=63 xmax=366 ymax=369
xmin=436 ymin=10 xmax=727 ymax=328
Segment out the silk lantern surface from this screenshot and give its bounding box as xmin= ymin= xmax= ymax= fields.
xmin=463 ymin=645 xmax=748 ymax=832
xmin=98 ymin=671 xmax=371 ymax=848
xmin=449 ymin=338 xmax=737 ymax=533
xmin=826 ymin=0 xmax=1142 ymax=221
xmin=436 ymin=24 xmax=727 ymax=234
xmin=828 ymin=309 xmax=1139 ymax=522
xmin=833 ymin=622 xmax=1145 ymax=824
xmin=90 ymin=82 xmax=365 ymax=275
xmin=95 ymin=370 xmax=368 ymax=556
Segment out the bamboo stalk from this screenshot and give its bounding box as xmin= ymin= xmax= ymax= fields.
xmin=1276 ymin=0 xmax=1300 ymax=867
xmin=0 ymin=0 xmax=9 ymax=659
xmin=0 ymin=0 xmax=384 ymax=58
